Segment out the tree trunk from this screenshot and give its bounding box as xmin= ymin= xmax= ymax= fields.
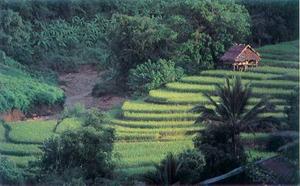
xmin=232 ymin=123 xmax=240 ymax=158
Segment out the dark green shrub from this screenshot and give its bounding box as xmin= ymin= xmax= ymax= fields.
xmin=142 ymin=150 xmax=206 ymax=184
xmin=266 ymin=135 xmax=289 ymax=151
xmin=44 ymin=55 xmax=80 ymax=73
xmin=82 ymin=108 xmax=107 ymax=129
xmin=128 ymin=59 xmax=184 ymax=94
xmin=244 ymin=163 xmax=278 ymax=184
xmin=92 ymin=80 xmax=119 ymax=97
xmin=194 ymin=125 xmax=247 ymax=179
xmin=0 ymin=156 xmax=24 ymax=184
xmin=177 ymin=149 xmax=206 ymax=183
xmin=36 ymin=126 xmax=115 ymax=182
xmin=142 ymin=153 xmax=180 ymax=185
xmin=41 ymin=167 xmax=86 ymax=186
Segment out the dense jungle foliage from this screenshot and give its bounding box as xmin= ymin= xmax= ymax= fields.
xmin=1 ymin=0 xmax=298 ymax=94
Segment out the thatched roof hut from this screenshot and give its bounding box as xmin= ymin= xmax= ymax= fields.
xmin=220 ymin=44 xmax=261 ymax=71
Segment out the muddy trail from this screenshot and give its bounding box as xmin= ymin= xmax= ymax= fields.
xmin=59 ymin=65 xmax=125 ymax=111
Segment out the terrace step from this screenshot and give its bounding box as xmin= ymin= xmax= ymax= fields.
xmin=150 ymin=87 xmax=292 ymax=100
xmin=145 ymin=97 xmax=287 ymax=108
xmin=110 ymin=119 xmax=195 ymax=129
xmin=260 ymin=59 xmax=299 ymax=68
xmin=122 ymin=111 xmax=198 ymax=121
xmin=122 ymin=101 xmax=193 ymax=113
xmin=199 ymin=70 xmax=282 ymax=80
xmin=178 ymin=77 xmax=298 ymax=89
xmin=0 ymin=142 xmax=41 ymax=156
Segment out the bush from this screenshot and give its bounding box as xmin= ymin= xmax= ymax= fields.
xmin=128 ymin=59 xmax=184 ymax=94
xmin=244 ymin=163 xmax=278 ymax=184
xmin=92 ymin=80 xmax=118 ymax=97
xmin=194 ymin=125 xmax=247 ymax=178
xmin=142 ymin=153 xmax=181 ymax=185
xmin=177 ymin=149 xmax=206 ymax=183
xmin=36 ymin=126 xmax=115 ymax=182
xmin=0 ymin=156 xmax=24 ymax=184
xmin=39 ymin=167 xmax=86 ymax=186
xmin=266 ymin=135 xmax=289 ymax=152
xmin=142 ymin=150 xmax=205 ymax=184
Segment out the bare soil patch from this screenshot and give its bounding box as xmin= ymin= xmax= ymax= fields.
xmin=0 ymin=109 xmax=25 ymax=122
xmin=59 ymin=65 xmax=126 ymax=111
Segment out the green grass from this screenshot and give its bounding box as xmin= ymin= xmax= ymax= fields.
xmin=123 ymin=112 xmax=199 ymax=120
xmin=56 ymin=118 xmax=82 ymax=133
xmin=260 ymin=59 xmax=299 ymax=68
xmin=9 ymin=120 xmax=57 ymax=144
xmin=246 ymin=149 xmax=277 ymax=162
xmin=149 ymin=88 xmax=292 ymax=103
xmin=113 ymin=140 xmax=193 ymax=168
xmin=241 ymin=133 xmax=271 ymax=142
xmin=114 ymin=125 xmax=202 ymax=134
xmin=249 ymin=66 xmax=298 ymax=77
xmin=122 ymin=101 xmax=194 ymax=113
xmin=257 ymin=40 xmax=299 ymax=56
xmin=179 ymin=76 xmax=298 ymax=89
xmin=116 ymin=166 xmax=155 ymax=177
xmin=111 ymin=119 xmax=195 ymax=128
xmin=200 ymin=70 xmax=282 ymax=80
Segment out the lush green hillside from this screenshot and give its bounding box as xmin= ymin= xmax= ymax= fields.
xmin=0 ymin=52 xmax=64 ymax=113
xmin=0 ymin=41 xmax=298 ymax=177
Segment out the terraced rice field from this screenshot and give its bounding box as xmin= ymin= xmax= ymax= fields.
xmin=0 ymin=118 xmax=81 ymax=167
xmin=112 ymin=40 xmax=299 ymax=175
xmin=0 ymin=41 xmax=298 ymax=176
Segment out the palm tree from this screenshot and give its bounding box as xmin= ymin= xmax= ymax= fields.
xmin=191 ymin=76 xmax=278 ymax=156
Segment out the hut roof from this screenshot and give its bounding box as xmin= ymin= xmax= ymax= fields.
xmin=220 ymin=44 xmax=260 ymax=62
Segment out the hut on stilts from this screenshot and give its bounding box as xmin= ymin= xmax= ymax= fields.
xmin=219 ymin=44 xmax=261 ymax=71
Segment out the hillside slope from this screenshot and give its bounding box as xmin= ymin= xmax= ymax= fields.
xmin=0 ymin=51 xmax=64 ymax=114
xmin=112 ymin=40 xmax=299 ymax=175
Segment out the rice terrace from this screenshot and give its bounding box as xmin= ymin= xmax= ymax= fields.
xmin=0 ymin=0 xmax=299 ymax=185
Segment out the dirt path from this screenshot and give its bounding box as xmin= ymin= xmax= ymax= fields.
xmin=59 ymin=65 xmax=125 ymax=111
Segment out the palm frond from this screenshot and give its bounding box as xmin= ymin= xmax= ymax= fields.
xmin=203 ymin=92 xmax=219 ymax=108
xmin=189 ymin=104 xmax=207 ymax=113
xmin=195 ymin=108 xmax=223 ymax=124
xmin=241 ymin=116 xmax=280 ymax=131
xmin=240 ymin=97 xmax=276 ymax=125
